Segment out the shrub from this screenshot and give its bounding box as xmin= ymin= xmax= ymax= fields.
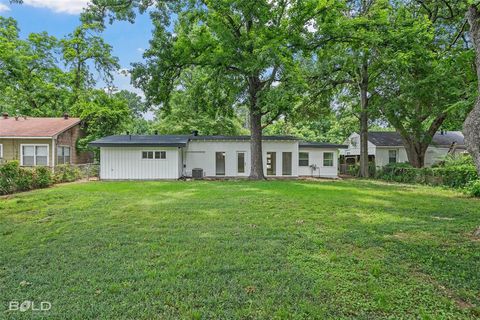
xmin=375 ymin=155 xmax=479 ymax=190
xmin=347 ymin=163 xmax=376 ymax=177
xmin=465 ymin=180 xmax=480 ymax=198
xmin=54 ymin=165 xmax=82 ymax=183
xmin=34 ymin=166 xmax=53 ymax=188
xmin=0 ymin=161 xmax=53 ymax=195
xmin=16 ymin=168 xmax=35 ymax=192
xmin=0 ymin=161 xmax=21 ymax=194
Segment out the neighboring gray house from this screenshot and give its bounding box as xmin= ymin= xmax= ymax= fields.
xmin=90 ymin=134 xmax=347 ymax=180
xmin=340 ymin=131 xmax=467 ymax=168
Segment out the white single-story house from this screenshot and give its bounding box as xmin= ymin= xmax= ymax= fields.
xmin=340 ymin=131 xmax=467 ymax=169
xmin=89 ymin=134 xmax=347 ymax=180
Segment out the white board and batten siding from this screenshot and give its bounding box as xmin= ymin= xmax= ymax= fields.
xmin=298 ymin=148 xmax=339 ymax=178
xmin=185 ymin=140 xmax=299 ymax=177
xmin=100 ymin=147 xmax=181 ymax=180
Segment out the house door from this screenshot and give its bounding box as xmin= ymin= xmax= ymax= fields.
xmin=282 ymin=152 xmax=292 ymax=176
xmin=266 ymin=152 xmax=276 ymax=176
xmin=237 ymin=152 xmax=246 ymax=176
xmin=215 ymin=152 xmax=225 ymax=176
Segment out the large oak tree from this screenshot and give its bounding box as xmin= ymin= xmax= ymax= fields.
xmin=85 ymin=0 xmax=340 ymax=179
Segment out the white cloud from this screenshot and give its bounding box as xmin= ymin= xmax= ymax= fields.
xmin=0 ymin=3 xmax=10 ymax=12
xmin=22 ymin=0 xmax=90 ymax=15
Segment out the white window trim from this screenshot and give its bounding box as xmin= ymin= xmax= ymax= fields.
xmin=299 ymin=152 xmax=309 ymax=167
xmin=57 ymin=145 xmax=71 ymax=165
xmin=323 ymin=152 xmax=334 ymax=167
xmin=388 ymin=149 xmax=398 ymax=163
xmin=236 ymin=151 xmax=246 ymax=175
xmin=141 ymin=150 xmax=167 ymax=160
xmin=0 ymin=143 xmax=3 ymax=158
xmin=20 ymin=144 xmax=49 ymax=166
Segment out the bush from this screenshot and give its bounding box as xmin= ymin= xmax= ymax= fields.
xmin=35 ymin=166 xmax=53 ymax=188
xmin=465 ymin=180 xmax=480 ymax=197
xmin=0 ymin=161 xmax=21 ymax=194
xmin=16 ymin=168 xmax=35 ymax=192
xmin=54 ymin=165 xmax=82 ymax=183
xmin=375 ymin=155 xmax=479 ymax=190
xmin=347 ymin=163 xmax=376 ymax=177
xmin=0 ymin=161 xmax=53 ymax=195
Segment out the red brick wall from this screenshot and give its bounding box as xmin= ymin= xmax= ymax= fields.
xmin=56 ymin=124 xmax=92 ymax=164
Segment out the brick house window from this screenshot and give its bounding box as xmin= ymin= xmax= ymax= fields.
xmin=21 ymin=145 xmax=48 ymax=166
xmin=57 ymin=146 xmax=71 ymax=164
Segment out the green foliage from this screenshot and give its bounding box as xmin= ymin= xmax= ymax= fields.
xmin=34 ymin=166 xmax=53 ymax=188
xmin=376 ymin=156 xmax=479 ymax=188
xmin=465 ymin=180 xmax=480 ymax=197
xmin=73 ymin=90 xmax=132 ymax=151
xmin=154 ymin=68 xmax=247 ymax=135
xmin=346 ymin=162 xmax=376 ymax=177
xmin=0 ymin=161 xmax=53 ymax=194
xmin=0 ymin=17 xmax=131 ymax=154
xmin=54 ymin=165 xmax=82 ymax=183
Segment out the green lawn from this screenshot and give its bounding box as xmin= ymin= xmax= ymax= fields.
xmin=1 ymin=180 xmax=479 ymax=319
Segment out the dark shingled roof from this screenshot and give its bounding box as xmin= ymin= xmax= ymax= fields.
xmin=190 ymin=135 xmax=299 ymax=141
xmin=89 ymin=135 xmax=300 ymax=147
xmin=299 ymin=142 xmax=348 ymax=149
xmin=90 ymin=134 xmax=352 ymax=148
xmin=367 ymin=131 xmax=465 ymax=147
xmin=89 ymin=135 xmax=191 ymax=147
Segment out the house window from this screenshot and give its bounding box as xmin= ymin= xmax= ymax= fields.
xmin=237 ymin=152 xmax=245 ymax=174
xmin=0 ymin=144 xmax=3 ymax=158
xmin=388 ymin=150 xmax=397 ymax=163
xmin=299 ymin=152 xmax=309 ymax=166
xmin=22 ymin=145 xmax=48 ymax=166
xmin=57 ymin=146 xmax=71 ymax=165
xmin=142 ymin=151 xmax=166 ymax=160
xmin=323 ymin=152 xmax=334 ymax=167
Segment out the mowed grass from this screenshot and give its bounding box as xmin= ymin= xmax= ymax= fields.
xmin=0 ymin=180 xmax=479 ymax=319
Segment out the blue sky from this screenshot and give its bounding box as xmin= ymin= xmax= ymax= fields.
xmin=0 ymin=0 xmax=153 ymax=96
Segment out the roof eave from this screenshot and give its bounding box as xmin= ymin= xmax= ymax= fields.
xmin=89 ymin=143 xmax=187 ymax=148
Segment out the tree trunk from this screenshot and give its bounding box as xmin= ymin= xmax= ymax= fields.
xmin=248 ymin=76 xmax=265 ymax=180
xmin=465 ymin=5 xmax=480 ymax=175
xmin=249 ymin=111 xmax=264 ymax=179
xmin=403 ymin=140 xmax=427 ymax=168
xmin=359 ymin=61 xmax=370 ymax=178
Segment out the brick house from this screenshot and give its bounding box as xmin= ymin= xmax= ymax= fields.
xmin=0 ymin=113 xmax=92 ymax=166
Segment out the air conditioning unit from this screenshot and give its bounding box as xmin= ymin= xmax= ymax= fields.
xmin=192 ymin=168 xmax=204 ymax=179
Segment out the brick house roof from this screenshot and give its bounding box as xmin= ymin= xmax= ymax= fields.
xmin=0 ymin=117 xmax=82 ymax=137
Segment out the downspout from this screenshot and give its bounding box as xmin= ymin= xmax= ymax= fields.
xmin=51 ymin=136 xmax=56 ymax=173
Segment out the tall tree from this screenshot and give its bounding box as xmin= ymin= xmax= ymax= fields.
xmin=86 ymin=0 xmax=339 ymax=179
xmin=305 ymin=0 xmax=390 ymax=177
xmin=377 ymin=1 xmax=474 ymax=168
xmin=466 ymin=4 xmax=480 ymax=175
xmin=61 ymin=23 xmax=120 ymax=105
xmin=0 ymin=17 xmax=70 ymax=115
xmin=154 ymin=67 xmax=246 ymax=135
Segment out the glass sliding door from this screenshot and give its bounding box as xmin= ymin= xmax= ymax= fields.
xmin=215 ymin=152 xmax=226 ymax=176
xmin=237 ymin=152 xmax=245 ymax=175
xmin=282 ymin=152 xmax=292 ymax=176
xmin=266 ymin=152 xmax=276 ymax=176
